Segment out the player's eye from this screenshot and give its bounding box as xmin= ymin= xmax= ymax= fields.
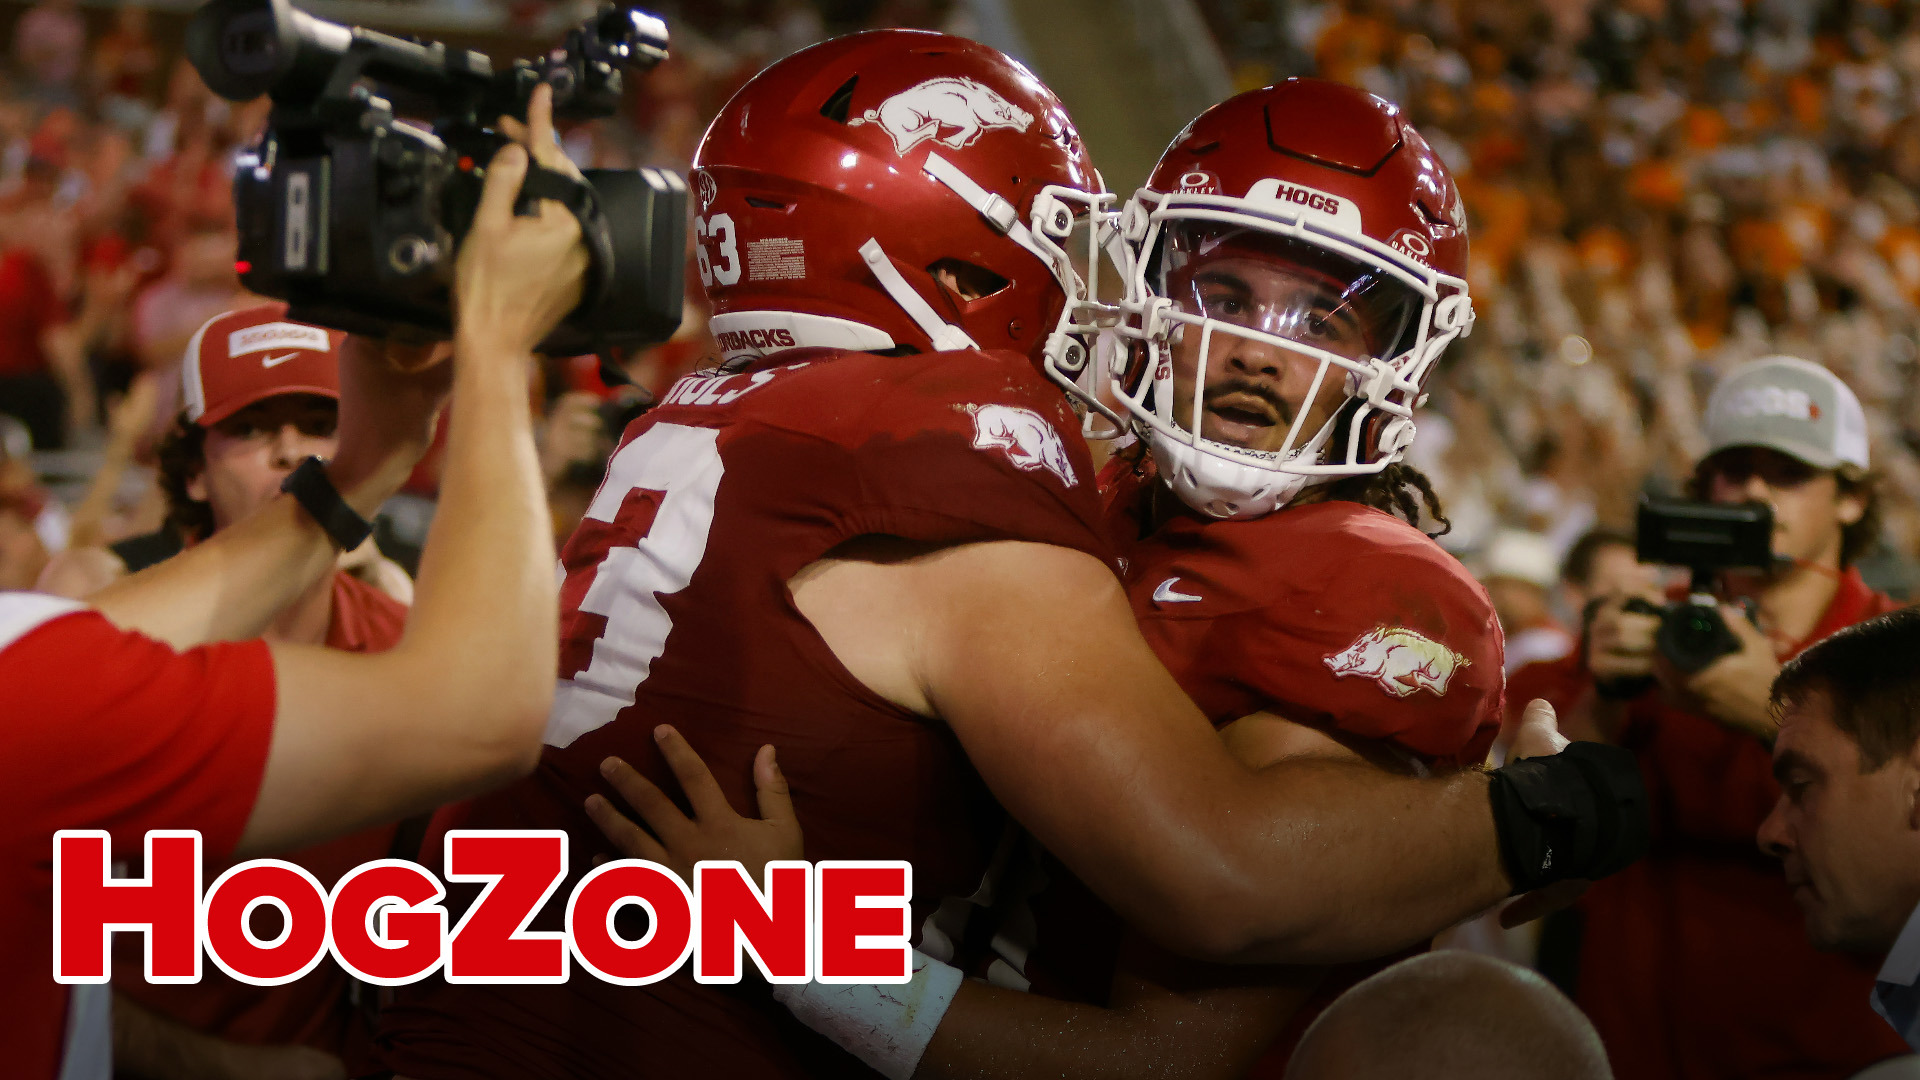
xmin=1200 ymin=290 xmax=1247 ymax=318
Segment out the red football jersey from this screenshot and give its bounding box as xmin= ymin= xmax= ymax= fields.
xmin=1013 ymin=466 xmax=1505 ymax=1073
xmin=1123 ymin=493 xmax=1504 ymax=769
xmin=377 ymin=347 xmax=1112 ymax=1080
xmin=0 ymin=594 xmax=276 ymax=1080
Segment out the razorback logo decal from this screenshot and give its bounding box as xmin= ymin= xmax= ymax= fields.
xmin=1324 ymin=627 xmax=1469 ymax=699
xmin=850 ymin=77 xmax=1034 ymax=156
xmin=967 ymin=404 xmax=1078 ymax=488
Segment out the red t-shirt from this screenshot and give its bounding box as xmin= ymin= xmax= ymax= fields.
xmin=377 ymin=347 xmax=1114 ymax=1080
xmin=1576 ymin=568 xmax=1909 ymax=1079
xmin=0 ymin=593 xmax=277 ymax=1080
xmin=112 ymin=572 xmax=406 ymax=1069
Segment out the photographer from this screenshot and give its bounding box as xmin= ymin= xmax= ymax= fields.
xmin=1575 ymin=355 xmax=1908 ymax=1077
xmin=0 ymin=90 xmax=585 ymax=1080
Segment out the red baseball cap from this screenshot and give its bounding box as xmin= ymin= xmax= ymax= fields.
xmin=181 ymin=303 xmax=344 ymax=427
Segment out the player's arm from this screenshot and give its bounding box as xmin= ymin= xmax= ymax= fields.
xmin=796 ymin=539 xmax=1507 ymax=964
xmin=587 ymin=713 xmax=1338 ymax=1078
xmin=234 ymin=90 xmax=586 ymax=856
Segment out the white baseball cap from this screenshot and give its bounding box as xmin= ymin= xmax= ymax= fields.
xmin=1703 ymin=355 xmax=1869 ymax=471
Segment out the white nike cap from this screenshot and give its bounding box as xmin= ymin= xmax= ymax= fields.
xmin=1703 ymin=355 xmax=1869 ymax=471
xmin=181 ymin=302 xmax=343 ymax=427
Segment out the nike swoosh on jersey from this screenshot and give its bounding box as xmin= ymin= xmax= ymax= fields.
xmin=1152 ymin=577 xmax=1202 ymax=603
xmin=260 ymin=352 xmax=299 ymax=368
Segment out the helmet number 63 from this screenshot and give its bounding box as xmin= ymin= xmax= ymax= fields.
xmin=693 ymin=213 xmax=740 ymax=288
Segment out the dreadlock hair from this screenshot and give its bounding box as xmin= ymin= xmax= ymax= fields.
xmin=154 ymin=412 xmax=214 ymax=543
xmin=1326 ymin=462 xmax=1451 ymax=537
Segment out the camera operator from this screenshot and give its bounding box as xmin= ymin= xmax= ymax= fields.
xmin=1575 ymin=355 xmax=1908 ymax=1077
xmin=0 ymin=90 xmax=585 ymax=1080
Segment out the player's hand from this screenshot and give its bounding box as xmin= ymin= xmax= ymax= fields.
xmin=1679 ymin=605 xmax=1780 ymax=742
xmin=1496 ymin=699 xmax=1586 ymax=928
xmin=583 ymin=725 xmax=803 ymax=882
xmin=1504 ymin=698 xmax=1570 ymax=761
xmin=1585 ymin=591 xmax=1661 ymax=682
xmin=454 ymin=83 xmax=587 ymax=357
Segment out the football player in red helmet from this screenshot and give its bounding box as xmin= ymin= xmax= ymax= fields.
xmin=378 ymin=41 xmax=1638 ymax=1080
xmin=584 ymin=79 xmax=1568 ymax=1078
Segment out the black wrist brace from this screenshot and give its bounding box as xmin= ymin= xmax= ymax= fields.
xmin=281 ymin=456 xmax=374 ymax=552
xmin=1488 ymin=742 xmax=1650 ymax=893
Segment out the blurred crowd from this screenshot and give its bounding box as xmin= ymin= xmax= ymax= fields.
xmin=0 ymin=0 xmax=971 ymax=589
xmin=1200 ymin=0 xmax=1920 ymax=600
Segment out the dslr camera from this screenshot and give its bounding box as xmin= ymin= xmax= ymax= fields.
xmin=184 ymin=0 xmax=687 ymax=355
xmin=1618 ymin=497 xmax=1775 ymax=675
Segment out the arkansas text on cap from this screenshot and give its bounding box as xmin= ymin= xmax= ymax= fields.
xmin=181 ymin=303 xmax=343 ymax=428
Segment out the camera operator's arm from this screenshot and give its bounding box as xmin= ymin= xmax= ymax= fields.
xmin=236 ymin=120 xmax=585 ymax=856
xmin=1581 ymin=592 xmax=1662 ymax=742
xmin=1676 ymin=605 xmax=1780 ymax=743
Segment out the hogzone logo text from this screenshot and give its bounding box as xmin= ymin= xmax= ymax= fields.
xmin=53 ymin=831 xmax=912 ymax=988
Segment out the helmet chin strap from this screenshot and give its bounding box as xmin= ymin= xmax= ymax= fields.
xmin=858 ymin=238 xmax=978 ymax=352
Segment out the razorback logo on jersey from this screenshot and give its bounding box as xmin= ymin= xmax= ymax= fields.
xmin=850 ymin=77 xmax=1034 ymax=155
xmin=1324 ymin=626 xmax=1469 ymax=699
xmin=967 ymin=404 xmax=1077 ymax=488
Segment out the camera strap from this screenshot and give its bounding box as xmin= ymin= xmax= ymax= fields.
xmin=517 ymin=163 xmax=618 ymax=317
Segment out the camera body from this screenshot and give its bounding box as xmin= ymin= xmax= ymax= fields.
xmin=188 ymin=0 xmax=686 ymax=354
xmin=1625 ymin=497 xmax=1775 ymax=674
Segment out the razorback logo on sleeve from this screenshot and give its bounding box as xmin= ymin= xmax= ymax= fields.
xmin=1324 ymin=626 xmax=1469 ymax=698
xmin=850 ymin=77 xmax=1034 ymax=155
xmin=966 ymin=404 xmax=1078 ymax=488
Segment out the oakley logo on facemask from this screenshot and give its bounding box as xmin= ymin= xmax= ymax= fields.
xmin=850 ymin=77 xmax=1035 ymax=156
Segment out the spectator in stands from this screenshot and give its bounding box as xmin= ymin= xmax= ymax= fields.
xmin=12 ymin=0 xmax=85 ymax=106
xmin=1285 ymin=951 xmax=1612 ymax=1080
xmin=1575 ymin=355 xmax=1909 ymax=1076
xmin=1759 ymin=607 xmax=1920 ymax=1053
xmin=39 ymin=303 xmax=409 ymax=601
xmin=1482 ymin=528 xmax=1575 ymax=674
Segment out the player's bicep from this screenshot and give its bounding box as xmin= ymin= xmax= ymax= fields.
xmin=907 ymin=542 xmax=1249 ymax=929
xmin=1219 ymin=711 xmax=1355 ymax=770
xmin=237 ymin=642 xmax=537 ymax=857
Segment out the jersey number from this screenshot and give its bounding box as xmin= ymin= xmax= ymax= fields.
xmin=546 ymin=424 xmax=723 ymax=748
xmin=693 ymin=213 xmax=740 ymax=288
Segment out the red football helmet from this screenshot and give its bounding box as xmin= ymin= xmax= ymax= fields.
xmin=1088 ymin=78 xmax=1474 ymax=520
xmin=689 ymin=30 xmax=1115 ymax=377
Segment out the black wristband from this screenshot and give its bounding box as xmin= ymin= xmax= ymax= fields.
xmin=281 ymin=456 xmax=374 ymax=552
xmin=1487 ymin=742 xmax=1650 ymax=894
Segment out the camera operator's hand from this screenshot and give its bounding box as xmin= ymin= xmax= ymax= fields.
xmin=1585 ymin=590 xmax=1663 ymax=683
xmin=454 ymin=84 xmax=588 ymax=356
xmin=1677 ymin=604 xmax=1781 ymax=743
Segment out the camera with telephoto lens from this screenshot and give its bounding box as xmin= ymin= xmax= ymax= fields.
xmin=184 ymin=0 xmax=687 ymax=356
xmin=1604 ymin=498 xmax=1775 ymax=691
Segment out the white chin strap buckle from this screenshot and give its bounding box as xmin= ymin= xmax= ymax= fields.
xmin=859 ymin=238 xmax=978 ymax=353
